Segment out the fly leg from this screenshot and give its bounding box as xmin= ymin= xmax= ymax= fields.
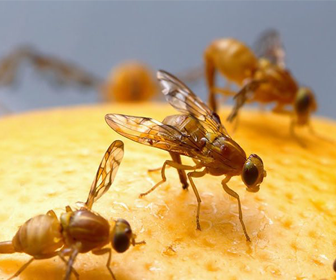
xmin=221 ymin=177 xmax=251 ymax=242
xmin=148 ymin=166 xmax=168 ymax=172
xmin=7 ymin=251 xmax=61 ymax=280
xmin=204 ymin=49 xmax=217 ymax=112
xmin=187 ymin=168 xmax=208 ymax=230
xmin=140 ymin=160 xmax=199 ymax=197
xmin=169 ymin=152 xmax=189 ymax=190
xmin=0 ymin=241 xmax=15 ymax=254
xmin=57 ymin=251 xmax=79 ymax=280
xmin=272 ymin=103 xmax=292 ymax=116
xmin=272 ymin=104 xmax=306 ymax=147
xmin=227 ymin=79 xmax=264 ymax=123
xmin=63 ymin=247 xmax=79 ymax=280
xmin=7 ymin=257 xmax=34 ymax=280
xmin=213 ymin=87 xmax=237 ymax=97
xmin=290 ymin=119 xmax=306 ymax=148
xmin=212 ymin=86 xmax=237 ymax=106
xmin=92 ymin=248 xmax=115 ymax=280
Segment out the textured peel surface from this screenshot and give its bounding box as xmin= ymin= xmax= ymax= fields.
xmin=0 ymin=103 xmax=335 ymax=280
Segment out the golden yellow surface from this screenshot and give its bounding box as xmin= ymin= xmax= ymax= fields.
xmin=0 ymin=103 xmax=336 ymax=280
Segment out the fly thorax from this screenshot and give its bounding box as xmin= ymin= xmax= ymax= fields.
xmin=63 ymin=210 xmax=110 ymax=253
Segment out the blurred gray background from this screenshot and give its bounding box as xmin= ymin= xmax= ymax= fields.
xmin=0 ymin=1 xmax=335 ymax=119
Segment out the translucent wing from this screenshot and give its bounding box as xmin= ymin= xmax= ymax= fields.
xmin=105 ymin=114 xmax=201 ymax=157
xmin=157 ymin=70 xmax=229 ymax=136
xmin=84 ymin=140 xmax=124 ymax=210
xmin=254 ymin=29 xmax=286 ymax=68
xmin=227 ymin=80 xmax=265 ymax=122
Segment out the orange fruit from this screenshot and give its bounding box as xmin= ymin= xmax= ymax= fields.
xmin=0 ymin=103 xmax=335 ymax=279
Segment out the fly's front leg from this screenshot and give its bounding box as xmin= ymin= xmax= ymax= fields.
xmin=187 ymin=168 xmax=207 ymax=231
xmin=272 ymin=104 xmax=306 ymax=147
xmin=140 ymin=160 xmax=199 ymax=197
xmin=289 ymin=119 xmax=306 ymax=148
xmin=92 ymin=248 xmax=115 ymax=280
xmin=221 ymin=178 xmax=251 ymax=242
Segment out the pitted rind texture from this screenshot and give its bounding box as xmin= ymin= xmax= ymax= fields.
xmin=0 ymin=103 xmax=335 ymax=279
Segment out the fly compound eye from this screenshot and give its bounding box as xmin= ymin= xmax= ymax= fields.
xmin=111 ymin=219 xmax=133 ymax=253
xmin=295 ymin=88 xmax=313 ymax=114
xmin=242 ymin=154 xmax=265 ymax=192
xmin=242 ymin=161 xmax=259 ymax=187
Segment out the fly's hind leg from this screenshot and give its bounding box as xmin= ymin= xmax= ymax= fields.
xmin=221 ymin=178 xmax=251 ymax=242
xmin=148 ymin=152 xmax=188 ymax=191
xmin=187 ymin=169 xmax=208 ymax=231
xmin=227 ymin=79 xmax=263 ymax=123
xmin=169 ymin=152 xmax=189 ymax=190
xmin=272 ymin=104 xmax=306 ymax=147
xmin=0 ymin=241 xmax=15 ymax=254
xmin=290 ymin=119 xmax=306 ymax=148
xmin=204 ymin=49 xmax=217 ymax=112
xmin=7 ymin=251 xmax=62 ymax=280
xmin=7 ymin=257 xmax=34 ymax=280
xmin=140 ymin=160 xmax=199 ymax=197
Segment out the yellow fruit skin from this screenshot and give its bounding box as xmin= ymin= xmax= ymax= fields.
xmin=0 ymin=103 xmax=335 ymax=279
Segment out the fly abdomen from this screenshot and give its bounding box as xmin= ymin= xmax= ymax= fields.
xmin=12 ymin=214 xmax=63 ymax=258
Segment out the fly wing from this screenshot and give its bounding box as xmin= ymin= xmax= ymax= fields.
xmin=254 ymin=29 xmax=286 ymax=68
xmin=105 ymin=114 xmax=201 ymax=157
xmin=157 ymin=70 xmax=230 ymax=136
xmin=84 ymin=140 xmax=124 ymax=210
xmin=105 ymin=114 xmax=246 ymax=172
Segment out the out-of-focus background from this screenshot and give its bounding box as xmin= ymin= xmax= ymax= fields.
xmin=0 ymin=2 xmax=335 ymax=118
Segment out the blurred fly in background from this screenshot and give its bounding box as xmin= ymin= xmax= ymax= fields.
xmin=0 ymin=2 xmax=334 ymax=120
xmin=0 ymin=46 xmax=159 ymax=107
xmin=203 ymin=30 xmax=318 ymax=145
xmin=0 ymin=45 xmax=203 ymax=115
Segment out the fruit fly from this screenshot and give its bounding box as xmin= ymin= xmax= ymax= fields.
xmin=105 ymin=70 xmax=266 ymax=242
xmin=0 ymin=45 xmax=102 ymax=90
xmin=0 ymin=140 xmax=144 ymax=280
xmin=204 ymin=30 xmax=317 ymax=140
xmin=0 ymin=45 xmax=158 ymax=105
